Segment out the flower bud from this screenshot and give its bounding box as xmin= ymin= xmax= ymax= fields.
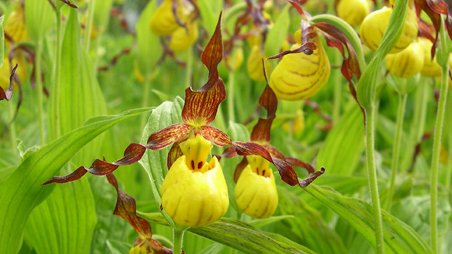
xmin=269 ymin=39 xmax=330 ymax=100
xmin=169 ymin=22 xmax=199 ymax=52
xmin=360 ymin=6 xmax=417 ymax=53
xmin=418 ymin=38 xmax=442 ymax=77
xmin=385 ymin=40 xmax=424 ymax=78
xmin=235 ymin=156 xmax=278 ymax=218
xmin=247 ymin=45 xmax=272 ymax=82
xmin=161 ymin=135 xmax=229 ymax=227
xmin=337 ymin=0 xmax=372 ymax=27
xmin=150 ymin=0 xmax=192 ymax=36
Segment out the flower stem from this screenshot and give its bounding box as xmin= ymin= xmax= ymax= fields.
xmin=385 ymin=92 xmax=407 ymax=210
xmin=228 ymin=71 xmax=235 ymax=123
xmin=365 ymin=104 xmax=385 ymax=253
xmin=172 ymin=227 xmax=186 ymax=254
xmin=430 ymin=56 xmax=449 ymax=254
xmin=35 ymin=40 xmax=45 ymax=144
xmin=430 ymin=17 xmax=450 ymax=254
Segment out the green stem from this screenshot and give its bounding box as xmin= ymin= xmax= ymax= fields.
xmin=172 ymin=228 xmax=186 ymax=254
xmin=7 ymin=102 xmax=18 ymax=156
xmin=228 ymin=71 xmax=235 ymax=123
xmin=84 ymin=0 xmax=96 ymax=51
xmin=35 ymin=40 xmax=45 ymax=144
xmin=185 ymin=48 xmax=193 ymax=88
xmin=430 ymin=17 xmax=450 ymax=254
xmin=430 ymin=57 xmax=449 ymax=254
xmin=385 ymin=93 xmax=407 ymax=210
xmin=332 ymin=53 xmax=342 ymax=124
xmin=365 ymin=105 xmax=385 ymax=254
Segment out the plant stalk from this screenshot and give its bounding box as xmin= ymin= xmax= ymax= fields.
xmin=365 ymin=104 xmax=385 ymax=253
xmin=35 ymin=40 xmax=45 ymax=144
xmin=185 ymin=48 xmax=193 ymax=88
xmin=53 ymin=9 xmax=63 ymax=139
xmin=430 ymin=57 xmax=449 ymax=254
xmin=385 ymin=93 xmax=407 ymax=210
xmin=228 ymin=71 xmax=235 ymax=123
xmin=172 ymin=227 xmax=186 ymax=254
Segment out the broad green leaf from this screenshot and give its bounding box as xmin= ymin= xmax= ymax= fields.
xmin=0 ymin=15 xmax=4 ymax=67
xmin=198 ymin=0 xmax=223 ymax=35
xmin=24 ymin=177 xmax=96 ymax=254
xmin=305 ymin=185 xmax=433 ymax=254
xmin=49 ymin=9 xmax=107 ymax=144
xmin=264 ymin=4 xmax=290 ymax=56
xmin=140 ymin=212 xmax=317 ymax=254
xmin=316 ymin=103 xmax=364 ymax=175
xmin=0 ymin=107 xmax=149 ymax=254
xmin=139 ymin=97 xmax=184 ymax=205
xmin=24 ymin=0 xmax=54 ymax=41
xmin=248 ymin=215 xmax=295 ymax=228
xmin=135 ymin=0 xmax=161 ymax=79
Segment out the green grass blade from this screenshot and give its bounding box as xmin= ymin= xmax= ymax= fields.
xmin=0 ymin=107 xmax=149 ymax=254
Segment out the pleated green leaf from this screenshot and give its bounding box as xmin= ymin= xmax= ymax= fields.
xmin=140 ymin=212 xmax=317 ymax=254
xmin=0 ymin=107 xmax=149 ymax=254
xmin=316 ymin=103 xmax=364 ymax=175
xmin=305 ymin=185 xmax=433 ymax=254
xmin=24 ymin=178 xmax=96 ymax=254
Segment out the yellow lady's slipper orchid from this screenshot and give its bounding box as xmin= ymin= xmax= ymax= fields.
xmin=161 ymin=135 xmax=229 ymax=227
xmin=385 ymin=40 xmax=424 ymax=78
xmin=4 ymin=6 xmax=28 ymax=44
xmin=247 ymin=45 xmax=272 ymax=82
xmin=235 ymin=155 xmax=278 ymax=218
xmin=169 ymin=22 xmax=199 ymax=52
xmin=149 ymin=0 xmax=192 ymax=36
xmin=337 ymin=0 xmax=371 ymax=27
xmin=418 ymin=38 xmax=442 ymax=77
xmin=360 ymin=6 xmax=417 ymax=53
xmin=269 ymin=38 xmax=330 ymax=101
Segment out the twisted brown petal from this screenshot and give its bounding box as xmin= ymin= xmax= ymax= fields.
xmin=200 ymin=125 xmax=231 ymax=146
xmin=182 ymin=14 xmax=226 ymax=126
xmin=167 ymin=141 xmax=183 ymax=169
xmin=147 ymin=124 xmax=191 ymax=150
xmin=250 ymin=85 xmax=278 ymax=142
xmin=233 ymin=157 xmax=249 ymax=183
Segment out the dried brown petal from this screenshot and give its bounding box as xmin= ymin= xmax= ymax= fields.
xmin=285 ymin=157 xmax=326 ymax=187
xmin=147 ymin=124 xmax=191 ymax=150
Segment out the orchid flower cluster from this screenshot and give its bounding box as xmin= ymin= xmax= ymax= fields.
xmin=44 ymin=13 xmax=324 ymax=253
